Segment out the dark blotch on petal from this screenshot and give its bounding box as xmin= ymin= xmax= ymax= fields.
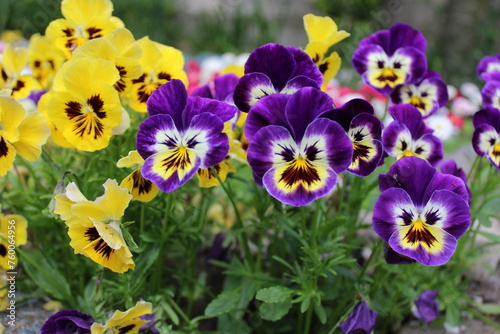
xmin=84 ymin=227 xmax=113 ymax=259
xmin=404 ymin=224 xmax=437 ymax=248
xmin=131 ymin=170 xmax=153 ymax=195
xmin=118 ymin=324 xmax=136 ymax=334
xmin=0 ymin=244 xmax=6 ymax=257
xmin=65 ymin=101 xmax=83 ymax=119
xmin=0 ymin=136 xmax=9 ymax=158
xmin=86 ymin=27 xmax=102 ymax=39
xmin=280 ymin=159 xmax=320 ymax=187
xmin=87 ymin=94 xmax=106 ymax=118
xmin=158 ymin=72 xmax=171 ymax=81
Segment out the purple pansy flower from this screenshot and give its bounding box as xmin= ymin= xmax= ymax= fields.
xmin=320 ymin=98 xmax=384 ymax=176
xmin=391 ymin=70 xmax=448 ymax=118
xmin=339 ymin=301 xmax=378 ymax=334
xmin=472 ymin=107 xmax=500 ymax=170
xmin=373 ymin=157 xmax=471 ymax=266
xmin=382 ymin=104 xmax=443 ymax=167
xmin=41 ymin=309 xmax=94 ymax=334
xmin=136 ymin=79 xmax=237 ymax=192
xmin=481 ymin=80 xmax=500 ymax=111
xmin=440 ymin=160 xmax=472 ymax=203
xmin=233 ymin=43 xmax=323 ymax=112
xmin=477 ymin=53 xmax=500 ymax=81
xmin=412 ymin=290 xmax=440 ymax=323
xmin=191 ymin=73 xmax=239 ymax=105
xmin=246 ymin=87 xmax=353 ymax=206
xmin=352 ymin=22 xmax=427 ymax=96
xmin=139 ymin=314 xmax=159 ymax=333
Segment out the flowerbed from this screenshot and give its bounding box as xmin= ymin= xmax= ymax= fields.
xmin=0 ymin=1 xmax=500 ymax=333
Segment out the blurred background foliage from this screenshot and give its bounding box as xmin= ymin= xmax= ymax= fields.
xmin=1 ymin=0 xmax=500 ymax=86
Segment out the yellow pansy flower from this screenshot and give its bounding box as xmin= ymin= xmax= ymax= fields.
xmin=91 ymin=301 xmax=152 ymax=334
xmin=47 ymin=57 xmax=123 ymax=151
xmin=45 ymin=0 xmax=124 ymax=59
xmin=0 ymin=214 xmax=28 ymax=270
xmin=0 ymin=44 xmax=42 ymax=99
xmin=0 ymin=93 xmax=50 ymax=176
xmin=55 ymin=179 xmax=134 ymax=273
xmin=28 ymin=34 xmax=66 ymax=89
xmin=129 ymin=37 xmax=188 ymax=112
xmin=116 ymin=150 xmax=159 ymax=202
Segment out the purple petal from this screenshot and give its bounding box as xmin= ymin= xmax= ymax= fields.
xmin=359 ymin=28 xmax=391 ymax=51
xmin=424 ymin=169 xmax=470 ymax=205
xmin=285 ymin=87 xmax=335 ymax=141
xmin=472 ymin=107 xmax=500 ymax=131
xmin=137 ymin=114 xmax=179 ymax=159
xmin=351 ymin=44 xmax=385 ymax=84
xmin=422 ymin=189 xmax=471 ymax=239
xmin=413 ymin=133 xmax=444 ymax=167
xmin=147 ymin=79 xmax=187 ymax=128
xmin=384 ymin=242 xmax=417 ymax=264
xmin=382 ymin=120 xmax=413 ymax=157
xmin=481 ymin=81 xmax=500 ymax=111
xmin=392 ymin=47 xmax=427 ymax=84
xmin=233 ymin=72 xmax=277 ymax=112
xmin=244 ymin=43 xmax=295 ymax=91
xmin=282 ymin=76 xmax=321 ymax=94
xmin=350 ymin=112 xmax=383 ymax=141
xmin=214 ymin=73 xmax=239 ymax=102
xmin=339 ymin=301 xmax=378 ymax=334
xmin=183 ymin=96 xmax=237 ymax=124
xmin=413 ymin=290 xmax=440 ymax=323
xmin=190 ymin=84 xmax=213 ymax=99
xmin=472 ymin=123 xmax=497 ymax=156
xmin=244 ymin=94 xmax=290 ymax=142
xmin=440 ymin=160 xmax=472 ymax=204
xmin=387 ymin=22 xmax=427 ymax=54
xmin=286 ymin=46 xmax=323 ymax=87
xmin=349 ymin=139 xmax=384 ymax=177
xmin=388 ymin=104 xmax=430 ymax=138
xmin=320 ymin=98 xmax=376 ymax=132
xmin=477 ymin=54 xmax=500 ymax=81
xmin=373 ymin=187 xmax=416 ymax=242
xmin=41 ymin=310 xmax=94 ymax=334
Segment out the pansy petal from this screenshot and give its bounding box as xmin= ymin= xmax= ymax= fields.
xmin=0 ymin=137 xmax=16 ymax=177
xmin=349 ymin=139 xmax=384 ymax=176
xmin=387 ymin=22 xmax=427 ymax=54
xmin=382 ymin=121 xmax=413 ymax=157
xmin=472 ymin=107 xmax=500 ymax=131
xmin=244 ymin=43 xmax=295 ymax=90
xmin=287 ymin=46 xmax=323 ymax=87
xmin=389 ymin=104 xmax=429 ymax=138
xmin=412 ymin=133 xmax=443 ymax=167
xmin=472 ymin=123 xmax=498 ymax=157
xmin=245 ymin=94 xmax=290 ymax=142
xmin=214 ymin=73 xmax=239 ymax=102
xmin=320 ymin=98 xmax=375 ymax=131
xmin=481 ymin=81 xmax=500 ymax=111
xmin=136 ymin=114 xmax=179 ymax=159
xmin=233 ymin=72 xmax=276 ymax=112
xmin=120 ymin=169 xmax=159 ymax=202
xmin=146 ymin=79 xmax=187 ymax=126
xmin=281 ymin=76 xmax=321 ymax=95
xmin=184 ymin=96 xmax=237 ymax=125
xmin=477 ymin=54 xmax=500 ymax=81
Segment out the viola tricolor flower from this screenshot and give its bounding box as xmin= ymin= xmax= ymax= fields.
xmin=245 ymin=87 xmax=353 ymax=206
xmin=233 ymin=43 xmax=323 ymax=112
xmin=480 ymin=80 xmax=500 ymax=111
xmin=472 ymin=107 xmax=500 ymax=169
xmin=54 ymin=179 xmax=135 ymax=273
xmin=91 ymin=301 xmax=153 ymax=334
xmin=373 ymin=157 xmax=471 ymax=266
xmin=352 ymin=23 xmax=427 ymax=95
xmin=320 ymin=98 xmax=384 ymax=176
xmin=117 ymin=150 xmax=160 ymax=202
xmin=382 ymin=104 xmax=443 ymax=166
xmin=40 ymin=309 xmax=94 ymax=334
xmin=339 ymin=301 xmax=378 ymax=334
xmin=391 ymin=70 xmax=448 ymax=118
xmin=412 ymin=290 xmax=440 ymax=323
xmin=136 ymin=79 xmax=236 ymax=193
xmin=477 ymin=53 xmax=500 ymax=81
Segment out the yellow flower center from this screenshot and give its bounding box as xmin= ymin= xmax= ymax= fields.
xmin=402 ymin=151 xmax=415 ymax=157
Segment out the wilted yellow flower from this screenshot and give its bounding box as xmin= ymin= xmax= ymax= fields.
xmin=129 ymin=37 xmax=188 ymax=112
xmin=91 ymin=301 xmax=152 ymax=334
xmin=45 ymin=0 xmax=124 ymax=59
xmin=0 ymin=92 xmax=50 ymax=176
xmin=117 ymin=150 xmax=159 ymax=202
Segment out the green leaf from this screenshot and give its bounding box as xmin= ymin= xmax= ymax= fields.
xmin=121 ymin=226 xmax=139 ymax=250
xmin=300 ymin=296 xmax=311 ymax=313
xmin=260 ymin=298 xmax=292 ymax=321
xmin=445 ymin=303 xmax=461 ymax=327
xmin=477 ymin=303 xmax=500 ymax=315
xmin=218 ymin=315 xmax=252 ymax=334
xmin=314 ymin=302 xmax=327 ymax=324
xmin=477 ymin=230 xmax=500 ymax=243
xmin=162 ymin=302 xmax=180 ymax=325
xmin=255 ymin=286 xmax=293 ymax=303
xmin=205 ymin=290 xmax=240 ymax=317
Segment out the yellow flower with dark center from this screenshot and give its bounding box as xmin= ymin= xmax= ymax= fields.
xmin=91 ymin=301 xmax=152 ymax=334
xmin=0 ymin=91 xmax=50 ymax=176
xmin=47 ymin=57 xmax=123 ymax=151
xmin=55 ymin=179 xmax=134 ymax=273
xmin=0 ymin=44 xmax=42 ymax=99
xmin=117 ymin=150 xmax=159 ymax=202
xmin=28 ymin=34 xmax=65 ymax=89
xmin=45 ymin=0 xmax=124 ymax=59
xmin=0 ymin=213 xmax=27 ymax=270
xmin=129 ymin=37 xmax=188 ymax=112
xmin=72 ymin=28 xmax=142 ymax=97
xmin=303 ymin=14 xmax=350 ymax=90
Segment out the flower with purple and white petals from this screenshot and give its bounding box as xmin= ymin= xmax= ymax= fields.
xmin=481 ymin=80 xmax=500 ymax=111
xmin=320 ymin=98 xmax=384 ymax=176
xmin=391 ymin=70 xmax=448 ymax=118
xmin=412 ymin=290 xmax=440 ymax=323
xmin=383 ymin=104 xmax=443 ymax=166
xmin=233 ymin=43 xmax=323 ymax=112
xmin=136 ymin=79 xmax=237 ymax=193
xmin=191 ymin=73 xmax=240 ymax=105
xmin=477 ymin=53 xmax=500 ymax=81
xmin=246 ymin=87 xmax=353 ymax=206
xmin=472 ymin=107 xmax=500 ymax=170
xmin=339 ymin=301 xmax=378 ymax=334
xmin=374 ymin=157 xmax=471 ymax=266
xmin=41 ymin=309 xmax=94 ymax=334
xmin=352 ymin=22 xmax=427 ymax=96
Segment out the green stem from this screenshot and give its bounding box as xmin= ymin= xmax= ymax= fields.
xmin=303 ymin=304 xmax=314 ymax=333
xmin=328 ymin=299 xmax=358 ymax=334
xmin=355 ymin=239 xmax=382 ymax=285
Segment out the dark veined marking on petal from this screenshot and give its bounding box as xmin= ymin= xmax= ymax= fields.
xmin=197 ymin=164 xmax=221 ymax=180
xmin=65 ymin=38 xmax=77 ymax=49
xmin=131 ymin=170 xmax=153 ymax=195
xmin=277 ymin=144 xmax=295 ymax=162
xmin=377 ymin=60 xmax=385 ymax=69
xmin=353 ymin=142 xmax=372 ymax=160
xmin=280 ymin=158 xmax=321 ymax=188
xmin=400 ymin=139 xmax=408 ymax=151
xmin=415 ymin=146 xmax=424 ymax=155
xmin=0 ymin=244 xmax=6 ymax=257
xmin=86 ymin=27 xmax=103 ymax=40
xmin=410 ymin=97 xmax=426 ymax=111
xmin=161 ymin=134 xmax=177 ymax=148
xmin=424 ymin=208 xmax=441 ymax=225
xmin=33 ymin=60 xmax=41 ymax=68
xmin=398 ymin=208 xmax=414 ymax=225
xmin=0 ymin=137 xmax=8 ymax=158
xmin=118 ymin=324 xmax=136 ymax=334
xmin=492 ymin=144 xmax=500 ymax=157
xmin=84 ymin=227 xmax=113 ymax=259
xmin=377 ymin=68 xmax=398 ymax=83
xmin=161 ymin=146 xmax=191 ymax=171
xmin=137 ymin=85 xmax=150 ymax=103
xmin=87 ymin=94 xmax=106 ymax=119
xmin=65 ymin=101 xmax=83 ymax=119
xmin=313 ymin=54 xmax=320 ymax=64
xmin=132 ymin=73 xmax=146 ymax=84
xmin=352 ymin=130 xmax=367 ymax=142
xmin=158 ymin=72 xmax=171 ymax=81
xmin=186 ymin=136 xmax=199 ymax=149
xmin=49 ymin=60 xmax=55 ymax=70
xmin=114 ymin=66 xmax=128 ymax=92
xmin=73 ymin=113 xmax=105 ymax=139
xmin=1 ymin=69 xmax=8 ymax=82
xmin=403 ymin=222 xmax=437 ymax=248
xmin=305 ymin=140 xmax=321 ymax=161
xmin=319 ymin=61 xmax=329 ymax=75
xmin=12 ymin=79 xmax=25 ymax=92
xmin=62 ymin=28 xmax=74 ymax=37
xmin=393 ymin=62 xmax=401 ymax=69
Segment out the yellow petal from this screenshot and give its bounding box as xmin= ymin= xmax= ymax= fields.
xmin=12 ymin=111 xmax=50 ymax=161
xmin=0 ymin=137 xmax=15 ymax=177
xmin=303 ymin=13 xmax=350 ymax=46
xmin=2 ymin=44 xmax=28 ymax=75
xmin=61 ymin=57 xmax=120 ymax=93
xmin=10 ymin=75 xmax=42 ymax=100
xmin=320 ymin=51 xmax=341 ymax=90
xmin=120 ymin=170 xmax=159 ymax=202
xmin=61 ymin=0 xmax=113 ymax=24
xmin=93 ymin=179 xmax=132 ymax=220
xmin=197 ymin=162 xmax=229 ymax=188
xmin=0 ymin=95 xmax=25 ymax=143
xmin=116 ymin=150 xmax=144 ymax=168
xmin=2 ymin=214 xmax=28 ymax=246
xmin=91 ymin=301 xmax=152 ymax=333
